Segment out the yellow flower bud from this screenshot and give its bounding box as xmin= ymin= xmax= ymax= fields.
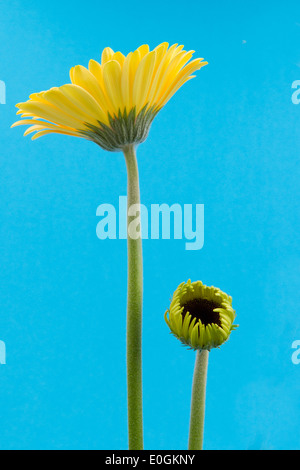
xmin=165 ymin=280 xmax=238 ymax=351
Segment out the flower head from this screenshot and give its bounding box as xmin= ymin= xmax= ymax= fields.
xmin=165 ymin=280 xmax=238 ymax=351
xmin=12 ymin=43 xmax=207 ymax=151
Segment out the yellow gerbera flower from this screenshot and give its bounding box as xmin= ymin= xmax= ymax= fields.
xmin=12 ymin=43 xmax=207 ymax=151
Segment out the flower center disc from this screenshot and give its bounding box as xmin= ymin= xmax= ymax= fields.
xmin=181 ymin=298 xmax=222 ymax=326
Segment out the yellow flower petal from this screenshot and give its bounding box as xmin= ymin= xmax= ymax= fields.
xmin=157 ymin=59 xmax=207 ymax=108
xmin=11 ymin=119 xmax=76 ymax=132
xmin=125 ymin=50 xmax=141 ymax=109
xmin=29 ymin=92 xmax=48 ymax=103
xmin=70 ymin=65 xmax=111 ymax=111
xmin=102 ymin=60 xmax=123 ymax=115
xmin=24 ymin=124 xmax=57 ymax=136
xmin=88 ymin=59 xmax=104 ymax=85
xmin=112 ymin=51 xmax=126 ymax=67
xmin=60 ymin=84 xmax=109 ymax=125
xmin=154 ymin=50 xmax=195 ymax=101
xmin=43 ymin=87 xmax=99 ymax=125
xmin=146 ymin=43 xmax=182 ymax=106
xmin=31 ymin=129 xmax=80 ymax=140
xmin=151 ymin=42 xmax=169 ymax=77
xmin=121 ymin=52 xmax=133 ymax=110
xmin=136 ymin=44 xmax=150 ymax=60
xmin=101 ymin=47 xmax=115 ymax=64
xmin=16 ymin=101 xmax=85 ymax=130
xmin=132 ymin=50 xmax=156 ymax=112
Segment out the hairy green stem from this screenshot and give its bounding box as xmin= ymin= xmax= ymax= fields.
xmin=188 ymin=350 xmax=209 ymax=450
xmin=123 ymin=144 xmax=144 ymax=450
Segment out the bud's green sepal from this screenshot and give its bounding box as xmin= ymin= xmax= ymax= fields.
xmin=165 ymin=280 xmax=238 ymax=351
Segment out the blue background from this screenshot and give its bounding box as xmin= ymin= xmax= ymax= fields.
xmin=0 ymin=0 xmax=300 ymax=450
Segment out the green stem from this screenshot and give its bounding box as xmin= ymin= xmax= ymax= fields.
xmin=123 ymin=144 xmax=144 ymax=450
xmin=188 ymin=350 xmax=209 ymax=450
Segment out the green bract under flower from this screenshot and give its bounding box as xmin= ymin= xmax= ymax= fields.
xmin=81 ymin=105 xmax=158 ymax=151
xmin=165 ymin=280 xmax=238 ymax=351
